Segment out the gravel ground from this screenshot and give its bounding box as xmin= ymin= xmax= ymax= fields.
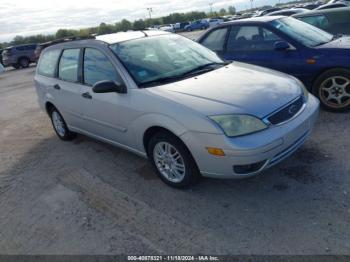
xmin=0 ymin=66 xmax=349 ymax=255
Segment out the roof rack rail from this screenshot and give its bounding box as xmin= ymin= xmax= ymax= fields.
xmin=39 ymin=34 xmax=96 ymax=46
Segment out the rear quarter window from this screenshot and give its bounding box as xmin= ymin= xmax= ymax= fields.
xmin=38 ymin=49 xmax=61 ymax=77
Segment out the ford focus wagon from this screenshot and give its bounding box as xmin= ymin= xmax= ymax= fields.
xmin=34 ymin=31 xmax=319 ymax=188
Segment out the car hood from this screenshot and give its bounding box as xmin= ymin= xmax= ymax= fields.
xmin=317 ymin=36 xmax=350 ymax=50
xmin=149 ymin=62 xmax=302 ymax=118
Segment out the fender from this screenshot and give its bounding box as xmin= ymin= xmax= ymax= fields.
xmin=129 ymin=113 xmax=188 ymax=152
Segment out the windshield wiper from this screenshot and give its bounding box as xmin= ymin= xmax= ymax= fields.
xmin=138 ymin=75 xmax=186 ymax=88
xmin=138 ymin=62 xmax=229 ymax=88
xmin=181 ymin=62 xmax=229 ymax=77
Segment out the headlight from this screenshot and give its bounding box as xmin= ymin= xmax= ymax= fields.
xmin=294 ymin=78 xmax=309 ymax=101
xmin=209 ymin=115 xmax=268 ymax=137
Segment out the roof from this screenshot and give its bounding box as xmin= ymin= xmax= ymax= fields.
xmin=96 ymin=30 xmax=170 ymax=44
xmin=221 ymin=16 xmax=283 ymax=25
xmin=4 ymin=43 xmax=37 ymax=49
xmin=293 ymin=6 xmax=350 ymax=17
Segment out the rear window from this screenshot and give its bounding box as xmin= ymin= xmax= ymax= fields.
xmin=38 ymin=49 xmax=61 ymax=77
xmin=297 ymin=15 xmax=330 ymax=30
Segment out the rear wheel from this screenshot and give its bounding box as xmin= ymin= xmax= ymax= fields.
xmin=49 ymin=108 xmax=76 ymax=140
xmin=313 ymin=68 xmax=350 ymax=111
xmin=19 ymin=57 xmax=30 ymax=68
xmin=148 ymin=131 xmax=200 ymax=188
xmin=12 ymin=64 xmax=20 ymax=69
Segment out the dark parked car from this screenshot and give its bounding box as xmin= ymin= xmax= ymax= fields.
xmin=2 ymin=44 xmax=37 ymax=69
xmin=293 ymin=7 xmax=350 ymax=35
xmin=0 ymin=49 xmax=3 ymax=65
xmin=198 ymin=16 xmax=350 ymax=111
xmin=267 ymin=8 xmax=309 ymax=16
xmin=315 ymin=2 xmax=348 ymax=10
xmin=255 ymin=8 xmax=282 ymax=16
xmin=302 ymin=3 xmax=322 ymax=10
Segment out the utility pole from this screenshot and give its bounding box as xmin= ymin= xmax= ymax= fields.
xmin=250 ymin=0 xmax=254 ymax=10
xmin=147 ymin=7 xmax=153 ymax=20
xmin=209 ymin=3 xmax=213 ymax=15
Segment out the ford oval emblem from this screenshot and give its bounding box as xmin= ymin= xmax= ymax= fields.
xmin=288 ymin=104 xmax=298 ymax=115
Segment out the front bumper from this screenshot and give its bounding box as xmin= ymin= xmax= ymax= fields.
xmin=180 ymin=95 xmax=320 ymax=179
xmin=2 ymin=59 xmax=13 ymax=67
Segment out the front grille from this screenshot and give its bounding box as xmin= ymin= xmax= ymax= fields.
xmin=268 ymin=96 xmax=304 ymax=125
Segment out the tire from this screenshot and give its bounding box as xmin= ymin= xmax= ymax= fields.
xmin=49 ymin=107 xmax=76 ymax=140
xmin=19 ymin=57 xmax=30 ymax=68
xmin=313 ymin=68 xmax=350 ymax=112
xmin=12 ymin=64 xmax=20 ymax=69
xmin=148 ymin=131 xmax=200 ymax=188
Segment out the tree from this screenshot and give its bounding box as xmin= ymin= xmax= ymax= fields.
xmin=219 ymin=8 xmax=227 ymax=16
xmin=98 ymin=22 xmax=114 ymax=35
xmin=116 ymin=19 xmax=132 ymax=32
xmin=133 ymin=19 xmax=146 ymax=30
xmin=56 ymin=29 xmax=78 ymax=39
xmin=228 ymin=6 xmax=236 ymax=15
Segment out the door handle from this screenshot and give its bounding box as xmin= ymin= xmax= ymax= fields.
xmin=82 ymin=92 xmax=92 ymax=99
xmin=53 ymin=84 xmax=61 ymax=90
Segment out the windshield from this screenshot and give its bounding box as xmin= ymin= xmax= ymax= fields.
xmin=109 ymin=34 xmax=223 ymax=86
xmin=270 ymin=17 xmax=333 ymax=47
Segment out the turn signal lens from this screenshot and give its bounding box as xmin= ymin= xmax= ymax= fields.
xmin=206 ymin=147 xmax=225 ymax=156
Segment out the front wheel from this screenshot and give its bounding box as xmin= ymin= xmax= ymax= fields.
xmin=148 ymin=132 xmax=200 ymax=188
xmin=50 ymin=108 xmax=76 ymax=140
xmin=313 ymin=68 xmax=350 ymax=111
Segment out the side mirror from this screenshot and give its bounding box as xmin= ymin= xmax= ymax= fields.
xmin=274 ymin=41 xmax=290 ymax=51
xmin=92 ymin=80 xmax=127 ymax=94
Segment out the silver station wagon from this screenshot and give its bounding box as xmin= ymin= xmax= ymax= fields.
xmin=34 ymin=31 xmax=319 ymax=188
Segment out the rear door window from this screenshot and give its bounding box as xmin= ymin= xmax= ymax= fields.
xmin=38 ymin=49 xmax=61 ymax=77
xmin=58 ymin=49 xmax=80 ymax=82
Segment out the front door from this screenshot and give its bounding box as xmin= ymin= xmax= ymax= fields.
xmin=223 ymin=25 xmax=302 ymax=77
xmin=78 ymin=47 xmax=134 ymax=145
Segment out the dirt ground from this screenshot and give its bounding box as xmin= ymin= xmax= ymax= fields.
xmin=0 ymin=66 xmax=349 ymax=255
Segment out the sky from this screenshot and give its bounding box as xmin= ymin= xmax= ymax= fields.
xmin=0 ymin=0 xmax=279 ymax=42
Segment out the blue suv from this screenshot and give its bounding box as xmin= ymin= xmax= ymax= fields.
xmin=198 ymin=16 xmax=350 ymax=111
xmin=184 ymin=20 xmax=209 ymax=31
xmin=2 ymin=44 xmax=37 ymax=69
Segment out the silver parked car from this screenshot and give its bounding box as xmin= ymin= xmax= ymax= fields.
xmin=34 ymin=31 xmax=319 ymax=188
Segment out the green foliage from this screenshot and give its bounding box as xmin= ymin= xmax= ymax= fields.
xmin=219 ymin=8 xmax=227 ymax=16
xmin=228 ymin=6 xmax=236 ymax=15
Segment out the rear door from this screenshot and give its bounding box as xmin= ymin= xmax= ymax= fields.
xmin=55 ymin=48 xmax=85 ymax=128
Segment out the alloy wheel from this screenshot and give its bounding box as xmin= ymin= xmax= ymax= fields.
xmin=319 ymin=76 xmax=350 ymax=109
xmin=153 ymin=142 xmax=186 ymax=183
xmin=52 ymin=111 xmax=66 ymax=137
